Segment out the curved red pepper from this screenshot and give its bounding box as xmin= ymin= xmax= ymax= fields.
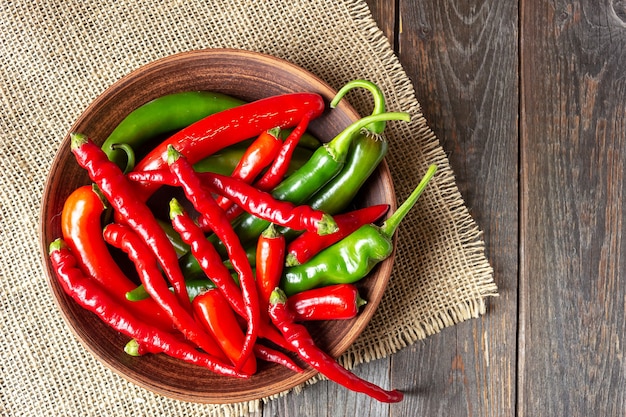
xmin=253 ymin=344 xmax=303 ymax=373
xmin=254 ymin=113 xmax=312 ymax=191
xmin=60 ymin=184 xmax=173 ymax=331
xmin=168 ymin=199 xmax=295 ymax=354
xmin=166 ymin=148 xmax=259 ymax=370
xmin=223 ymin=114 xmax=313 ymax=221
xmin=256 ymin=224 xmax=285 ymax=317
xmin=127 ymin=169 xmax=337 ymax=235
xmin=48 ymin=239 xmax=247 ymax=378
xmin=193 ymin=288 xmax=257 ymax=375
xmin=269 ymin=289 xmax=403 ymax=403
xmin=286 ymin=284 xmax=366 ymax=321
xmin=215 ymin=127 xmax=283 ymax=212
xmin=103 ymin=223 xmax=226 ymax=360
xmin=70 ymin=133 xmax=191 ymax=311
xmin=285 ymin=204 xmax=390 ymax=266
xmin=132 ymin=92 xmax=325 ymax=199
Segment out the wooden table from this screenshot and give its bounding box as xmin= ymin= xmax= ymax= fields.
xmin=263 ymin=1 xmax=626 ymax=415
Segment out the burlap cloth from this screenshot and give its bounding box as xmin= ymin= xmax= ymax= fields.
xmin=0 ymin=1 xmax=497 ymax=416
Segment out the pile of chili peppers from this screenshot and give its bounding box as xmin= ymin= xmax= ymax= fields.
xmin=49 ymin=79 xmax=437 ymax=404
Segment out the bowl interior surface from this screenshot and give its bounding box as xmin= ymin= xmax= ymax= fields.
xmin=40 ymin=49 xmax=396 ymax=403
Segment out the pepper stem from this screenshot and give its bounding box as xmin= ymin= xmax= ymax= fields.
xmin=380 ymin=164 xmax=438 ymax=238
xmin=326 ymin=112 xmax=409 ymax=162
xmin=169 ymin=198 xmax=185 ymax=219
xmin=316 ymin=213 xmax=339 ymax=236
xmin=110 ymin=143 xmax=136 ymax=174
xmin=267 ymin=127 xmax=281 ymax=139
xmin=269 ymin=288 xmax=287 ymax=305
xmin=330 ymin=80 xmax=386 ymax=134
xmin=124 ymin=339 xmax=142 ymax=357
xmin=70 ymin=132 xmax=88 ymax=150
xmin=49 ymin=238 xmax=66 ymax=254
xmin=356 ymin=293 xmax=368 ymax=309
xmin=166 ymin=144 xmax=181 ymax=165
xmin=261 ymin=223 xmax=279 ymax=239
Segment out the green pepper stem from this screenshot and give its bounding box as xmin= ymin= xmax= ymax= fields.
xmin=327 ymin=112 xmax=409 ymax=162
xmin=267 ymin=127 xmax=282 ymax=138
xmin=169 ymin=198 xmax=185 ymax=219
xmin=316 ymin=214 xmax=339 ymax=236
xmin=124 ymin=339 xmax=142 ymax=356
xmin=166 ymin=144 xmax=181 ymax=165
xmin=380 ymin=164 xmax=438 ymax=238
xmin=49 ymin=238 xmax=66 ymax=254
xmin=109 ymin=143 xmax=136 ymax=174
xmin=330 ymin=80 xmax=387 ymax=134
xmin=269 ymin=288 xmax=287 ymax=305
xmin=70 ymin=132 xmax=88 ymax=150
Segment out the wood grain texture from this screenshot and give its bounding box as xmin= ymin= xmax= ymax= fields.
xmin=520 ymin=1 xmax=626 ymax=416
xmin=266 ymin=0 xmax=626 ymax=414
xmin=269 ymin=0 xmax=519 ymax=415
xmin=393 ymin=1 xmax=519 ymax=416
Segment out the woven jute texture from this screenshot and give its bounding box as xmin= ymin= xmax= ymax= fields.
xmin=1 ymin=1 xmax=497 ymax=416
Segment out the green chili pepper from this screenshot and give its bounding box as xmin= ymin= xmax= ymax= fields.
xmin=230 ymin=111 xmax=410 ymax=247
xmin=126 ymin=278 xmax=216 ymax=302
xmin=278 ymin=128 xmax=322 ymax=151
xmin=101 ymin=91 xmax=245 ymax=169
xmin=192 ymin=142 xmax=314 ymax=177
xmin=280 ymin=164 xmax=437 ymax=296
xmin=307 ymin=80 xmax=388 ymax=214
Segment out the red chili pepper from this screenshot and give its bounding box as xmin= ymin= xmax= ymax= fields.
xmin=166 ymin=147 xmax=259 ymax=369
xmin=253 ymin=344 xmax=303 ymax=373
xmin=168 ymin=198 xmax=248 ymax=318
xmin=127 ymin=169 xmax=338 ymax=236
xmin=192 ymin=288 xmax=257 ymax=375
xmin=285 ymin=204 xmax=390 ymax=266
xmin=215 ymin=127 xmax=283 ymax=212
xmin=103 ymin=223 xmax=227 ymax=360
xmin=286 ymin=284 xmax=367 ymax=321
xmin=69 ymin=133 xmax=191 ymax=311
xmin=223 ymin=114 xmax=312 ymax=221
xmin=132 ymin=93 xmax=325 ymax=199
xmin=48 ymin=239 xmax=247 ymax=378
xmin=256 ymin=224 xmax=285 ymax=316
xmin=254 ymin=113 xmax=312 ymax=191
xmin=168 ymin=199 xmax=295 ymax=354
xmin=60 ymin=184 xmax=174 ymax=331
xmin=268 ymin=289 xmax=403 ymax=403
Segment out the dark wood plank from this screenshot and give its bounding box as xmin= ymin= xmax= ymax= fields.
xmin=391 ymin=0 xmax=519 ymax=416
xmin=520 ymin=1 xmax=626 ymax=415
xmin=263 ymin=358 xmax=393 ymax=416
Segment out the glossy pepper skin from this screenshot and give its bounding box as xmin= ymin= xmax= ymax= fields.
xmin=286 ymin=284 xmax=366 ymax=321
xmin=70 ymin=133 xmax=191 ymax=310
xmin=307 ymin=80 xmax=389 ymax=216
xmin=193 ymin=289 xmax=257 ymax=375
xmin=166 ymin=150 xmax=260 ymax=369
xmin=132 ymin=92 xmax=326 ymax=199
xmin=230 ymin=111 xmax=410 ymax=247
xmin=256 ymin=224 xmax=286 ymax=316
xmin=48 ymin=239 xmax=247 ymax=379
xmin=280 ymin=165 xmax=438 ymax=296
xmin=285 ymin=203 xmax=390 ymax=266
xmin=127 ymin=169 xmax=338 ymax=236
xmin=60 ymin=184 xmax=173 ymax=330
xmin=101 ymin=91 xmax=245 ymax=169
xmin=215 ymin=127 xmax=282 ymax=212
xmin=103 ymin=223 xmax=226 ymax=360
xmin=268 ymin=289 xmax=403 ymax=403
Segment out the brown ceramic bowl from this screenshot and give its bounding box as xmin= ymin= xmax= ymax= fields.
xmin=40 ymin=49 xmax=396 ymax=403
